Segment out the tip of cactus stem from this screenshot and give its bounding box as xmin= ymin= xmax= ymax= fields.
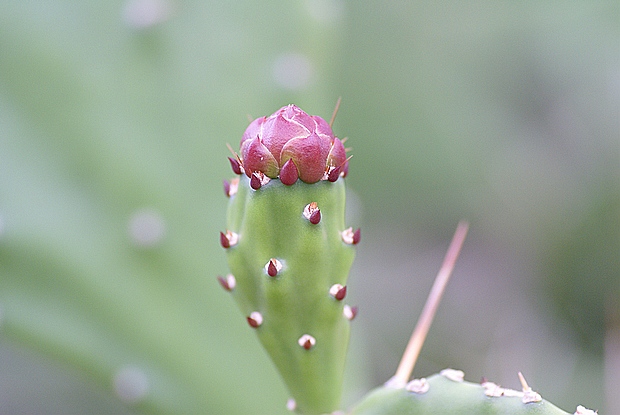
xmin=343 ymin=305 xmax=358 ymax=321
xmin=341 ymin=227 xmax=361 ymax=245
xmin=279 ymin=158 xmax=299 ymax=185
xmin=265 ymin=258 xmax=283 ymax=277
xmin=303 ymin=202 xmax=321 ymax=224
xmin=298 ymin=334 xmax=316 ymax=350
xmin=247 ymin=312 xmax=263 ymax=328
xmin=329 ymin=284 xmax=347 ymax=301
xmin=228 ymin=156 xmax=243 ymax=175
xmin=220 ymin=230 xmax=238 ymax=248
xmin=217 ymin=274 xmax=236 ymax=291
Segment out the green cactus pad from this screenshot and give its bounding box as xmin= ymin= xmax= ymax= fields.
xmin=223 ymin=175 xmax=357 ymax=414
xmin=348 ymin=371 xmax=572 ymax=415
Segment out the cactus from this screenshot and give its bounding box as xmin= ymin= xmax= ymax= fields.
xmin=220 ymin=104 xmax=357 ymax=415
xmin=219 ymin=105 xmax=597 ymax=415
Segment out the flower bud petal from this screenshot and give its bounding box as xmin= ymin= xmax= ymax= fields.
xmin=280 ymin=132 xmax=331 ymax=183
xmin=279 ymin=158 xmax=299 ymax=186
xmin=240 ymin=136 xmax=279 ymax=178
xmin=240 ymin=116 xmax=266 ymax=148
xmin=313 ymin=115 xmax=335 ymax=141
xmin=261 ymin=108 xmax=310 ymax=165
xmin=326 ymin=138 xmax=347 ymax=169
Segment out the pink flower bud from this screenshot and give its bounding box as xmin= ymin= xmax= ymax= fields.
xmin=237 ymin=105 xmax=349 ymax=184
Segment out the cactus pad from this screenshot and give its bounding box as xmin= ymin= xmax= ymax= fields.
xmin=348 ymin=370 xmax=586 ymax=415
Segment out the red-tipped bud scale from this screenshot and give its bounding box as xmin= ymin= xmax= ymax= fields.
xmin=341 ymin=227 xmax=361 ymax=245
xmin=228 ymin=157 xmax=243 ymax=175
xmin=279 ymin=158 xmax=299 ymax=186
xmin=298 ymin=334 xmax=316 ymax=350
xmin=303 ymin=202 xmax=321 ymax=224
xmin=217 ymin=274 xmax=236 ymax=291
xmin=250 ymin=172 xmax=262 ymax=190
xmin=343 ymin=305 xmax=358 ymax=321
xmin=265 ymin=258 xmax=283 ymax=277
xmin=329 ymin=284 xmax=347 ymax=301
xmin=247 ymin=311 xmax=263 ymax=328
xmin=220 ymin=230 xmax=239 ymax=248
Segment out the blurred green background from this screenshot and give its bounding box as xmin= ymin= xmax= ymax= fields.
xmin=0 ymin=1 xmax=617 ymax=414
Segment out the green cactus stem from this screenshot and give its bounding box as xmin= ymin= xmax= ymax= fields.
xmin=219 ymin=105 xmax=358 ymax=414
xmin=348 ymin=369 xmax=591 ymax=415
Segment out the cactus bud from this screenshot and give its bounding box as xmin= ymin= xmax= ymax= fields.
xmin=239 ymin=105 xmax=348 ymax=184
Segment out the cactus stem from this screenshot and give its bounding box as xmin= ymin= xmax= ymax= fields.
xmin=298 ymin=334 xmax=316 ymax=350
xmin=341 ymin=227 xmax=361 ymax=245
xmin=391 ymin=221 xmax=469 ymax=387
xmin=265 ymin=258 xmax=282 ymax=277
xmin=247 ymin=312 xmax=263 ymax=328
xmin=220 ymin=231 xmax=239 ymax=248
xmin=518 ymin=372 xmax=542 ymax=404
xmin=217 ymin=274 xmax=236 ymax=291
xmin=280 ymin=159 xmax=299 ymax=186
xmin=343 ymin=305 xmax=358 ymax=321
xmin=329 ymin=284 xmax=347 ymax=301
xmin=303 ymin=202 xmax=321 ymax=224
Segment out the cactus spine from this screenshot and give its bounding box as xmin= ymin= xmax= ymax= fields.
xmin=220 ymin=105 xmax=357 ymax=414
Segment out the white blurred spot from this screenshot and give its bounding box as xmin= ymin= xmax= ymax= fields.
xmin=304 ymin=0 xmax=344 ymax=23
xmin=128 ymin=209 xmax=166 ymax=247
xmin=113 ymin=366 xmax=149 ymax=403
xmin=122 ymin=0 xmax=173 ymax=29
xmin=272 ymin=53 xmax=314 ymax=91
xmin=286 ymin=398 xmax=296 ymax=411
